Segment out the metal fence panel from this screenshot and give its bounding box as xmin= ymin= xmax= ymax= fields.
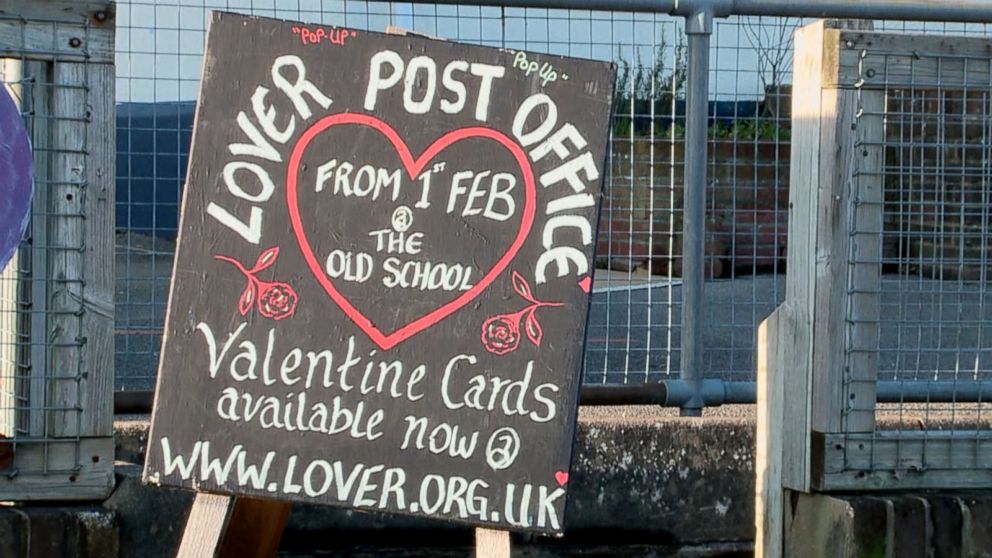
xmin=0 ymin=1 xmax=115 ymax=499
xmin=836 ymin=30 xmax=992 ymax=484
xmin=112 ymin=1 xmax=992 ymax=420
xmin=112 ymin=3 xmax=814 ymax=391
xmin=115 ymin=1 xmax=692 ymax=390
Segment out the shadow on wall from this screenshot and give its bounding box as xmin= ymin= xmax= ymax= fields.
xmin=116 ymin=101 xmax=195 ymax=240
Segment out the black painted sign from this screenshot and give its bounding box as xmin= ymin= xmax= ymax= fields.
xmin=145 ymin=11 xmax=615 ymax=534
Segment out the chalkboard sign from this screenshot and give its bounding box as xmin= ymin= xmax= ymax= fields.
xmin=145 ymin=11 xmax=615 ymax=534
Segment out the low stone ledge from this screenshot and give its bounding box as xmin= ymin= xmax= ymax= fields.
xmin=111 ymin=406 xmax=756 ymax=557
xmin=786 ymin=491 xmax=992 ymax=558
xmin=0 ymin=506 xmax=117 ymax=557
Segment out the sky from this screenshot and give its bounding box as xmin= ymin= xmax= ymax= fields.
xmin=114 ymin=0 xmax=992 ymax=104
xmin=115 ymin=0 xmax=767 ymax=104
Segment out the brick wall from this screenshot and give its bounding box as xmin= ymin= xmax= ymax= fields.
xmin=598 ymin=138 xmax=790 ymax=278
xmin=883 ymin=89 xmax=992 ymax=280
xmin=597 ymin=88 xmax=992 ymax=280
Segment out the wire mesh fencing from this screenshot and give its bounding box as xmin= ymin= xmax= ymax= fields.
xmin=0 ymin=4 xmax=115 ymax=498
xmin=112 ymin=1 xmax=992 ymax=418
xmin=112 ymin=2 xmax=810 ymax=392
xmin=834 ymin=31 xmax=992 ymax=481
xmin=114 ymin=1 xmax=695 ymax=390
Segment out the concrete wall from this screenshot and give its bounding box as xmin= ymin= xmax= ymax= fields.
xmin=6 ymin=408 xmax=992 ymax=556
xmin=786 ymin=492 xmax=992 ymax=558
xmin=108 ymin=407 xmax=755 ymax=557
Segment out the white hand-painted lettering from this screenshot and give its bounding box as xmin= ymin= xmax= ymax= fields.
xmin=157 ymin=437 xmax=564 ymax=529
xmin=365 ymin=50 xmax=504 ymax=121
xmin=209 ymin=55 xmax=332 ymax=243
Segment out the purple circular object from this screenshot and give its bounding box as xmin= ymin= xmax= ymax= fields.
xmin=0 ymin=85 xmax=33 ymax=272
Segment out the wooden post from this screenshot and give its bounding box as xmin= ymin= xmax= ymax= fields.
xmin=21 ymin=27 xmax=114 ymax=440
xmin=845 ymin=88 xmax=884 ymax=433
xmin=47 ymin=58 xmax=116 ymax=437
xmin=0 ymin=0 xmax=116 ymax=501
xmin=755 ymin=307 xmax=783 ymax=558
xmin=177 ymin=493 xmax=293 ymax=558
xmin=777 ymin=19 xmax=829 ymax=494
xmin=758 ymin=20 xmax=885 ymax=554
xmin=475 ymin=527 xmax=511 ymax=558
xmin=756 ymin=301 xmax=811 ymax=557
xmin=48 ymin=61 xmax=87 ymax=438
xmin=778 ymin=20 xmax=886 ymax=492
xmin=76 ymin=61 xmax=116 ymax=438
xmin=1 ymin=10 xmax=115 ymax=441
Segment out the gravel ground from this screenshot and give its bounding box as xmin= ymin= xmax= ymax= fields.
xmin=115 ymin=233 xmax=992 ymax=405
xmin=577 ymin=404 xmax=992 ymax=430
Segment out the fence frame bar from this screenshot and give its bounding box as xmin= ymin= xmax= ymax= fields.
xmin=679 ymin=8 xmax=714 ymax=416
xmin=419 ymin=0 xmax=992 ymax=21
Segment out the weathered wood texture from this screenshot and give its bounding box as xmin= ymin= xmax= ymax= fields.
xmin=830 ymin=32 xmax=992 ymax=88
xmin=79 ymin=61 xmax=115 ymax=438
xmin=48 ymin=61 xmax=87 ymax=438
xmin=755 ymin=307 xmax=783 ymax=558
xmin=819 ymin=431 xmax=992 ymax=490
xmin=38 ymin=55 xmax=114 ymax=442
xmin=0 ymin=1 xmax=115 ymax=500
xmin=845 ymin=89 xmax=884 ymax=433
xmin=475 ymin=528 xmax=511 ymax=558
xmin=777 ymin=20 xmax=988 ymax=494
xmin=20 ymin=61 xmax=52 ymax=439
xmin=177 ymin=493 xmax=235 ymax=558
xmin=781 ymin=21 xmax=826 ymax=492
xmin=0 ymin=1 xmax=114 ymax=63
xmin=0 ymin=437 xmax=113 ymax=499
xmin=780 ymin=21 xmax=887 ymax=492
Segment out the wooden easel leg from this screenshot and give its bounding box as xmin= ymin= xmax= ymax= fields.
xmin=177 ymin=493 xmax=234 ymax=558
xmin=177 ymin=493 xmax=293 ymax=558
xmin=475 ymin=527 xmax=511 ymax=558
xmin=219 ymin=497 xmax=294 ymax=558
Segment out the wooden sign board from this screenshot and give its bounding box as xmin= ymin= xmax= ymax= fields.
xmin=145 ymin=11 xmax=615 ymax=535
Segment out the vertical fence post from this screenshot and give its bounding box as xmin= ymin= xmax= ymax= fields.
xmin=680 ymin=9 xmax=713 ymax=416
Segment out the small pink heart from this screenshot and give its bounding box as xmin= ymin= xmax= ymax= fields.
xmin=578 ymin=276 xmax=592 ymax=293
xmin=555 ymin=471 xmax=569 ymax=487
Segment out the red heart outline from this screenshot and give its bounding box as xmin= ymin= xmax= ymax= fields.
xmin=287 ymin=113 xmax=537 ymax=350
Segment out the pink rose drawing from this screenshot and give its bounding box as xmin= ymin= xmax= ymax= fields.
xmin=481 ymin=271 xmax=564 ymax=356
xmin=214 ymin=247 xmax=299 ymax=321
xmin=481 ymin=314 xmax=522 ymax=355
xmin=257 ymin=282 xmax=298 ymax=320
